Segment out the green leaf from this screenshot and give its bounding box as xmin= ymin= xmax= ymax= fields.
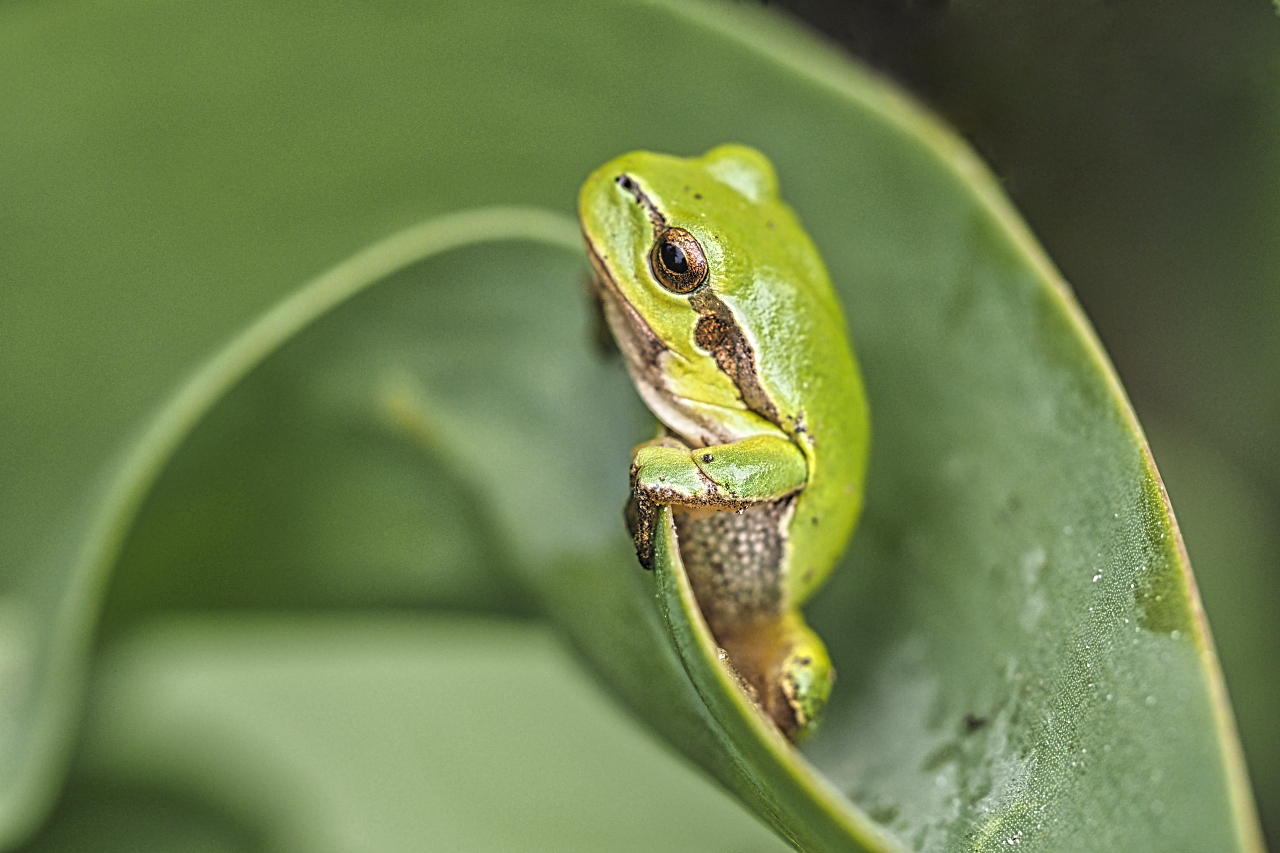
xmin=0 ymin=1 xmax=1263 ymax=851
xmin=44 ymin=614 xmax=796 ymax=853
xmin=0 ymin=207 xmax=597 ymax=843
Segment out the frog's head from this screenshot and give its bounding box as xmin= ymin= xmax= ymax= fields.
xmin=579 ymin=145 xmax=808 ymax=445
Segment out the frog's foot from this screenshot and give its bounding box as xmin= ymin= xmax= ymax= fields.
xmin=717 ymin=615 xmax=834 ymax=742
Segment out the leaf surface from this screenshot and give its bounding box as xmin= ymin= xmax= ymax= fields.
xmin=0 ymin=1 xmax=1261 ymax=851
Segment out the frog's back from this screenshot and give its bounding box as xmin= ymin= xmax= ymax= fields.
xmin=769 ymin=277 xmax=868 ymax=607
xmin=707 ymin=164 xmax=869 ymax=608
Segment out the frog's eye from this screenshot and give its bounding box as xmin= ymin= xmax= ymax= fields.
xmin=650 ymin=228 xmax=708 ymax=294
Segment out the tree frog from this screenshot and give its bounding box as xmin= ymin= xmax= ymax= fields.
xmin=579 ymin=145 xmax=869 ymax=741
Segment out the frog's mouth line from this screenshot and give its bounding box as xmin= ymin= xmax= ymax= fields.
xmin=583 ymin=236 xmax=669 ymax=371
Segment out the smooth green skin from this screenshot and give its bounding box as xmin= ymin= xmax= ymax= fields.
xmin=630 ymin=435 xmax=809 ymax=511
xmin=579 ymin=146 xmax=869 ymax=738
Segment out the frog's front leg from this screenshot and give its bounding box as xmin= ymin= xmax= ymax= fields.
xmin=626 ymin=433 xmax=807 ymax=570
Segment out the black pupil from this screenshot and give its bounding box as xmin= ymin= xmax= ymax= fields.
xmin=661 ymin=241 xmax=689 ymax=274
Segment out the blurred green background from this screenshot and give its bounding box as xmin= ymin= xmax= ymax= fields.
xmin=768 ymin=0 xmax=1280 ymax=844
xmin=1 ymin=0 xmax=1275 ymax=850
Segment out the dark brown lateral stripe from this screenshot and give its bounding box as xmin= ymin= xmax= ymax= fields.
xmin=616 ymin=174 xmax=666 ymax=232
xmin=690 ymin=290 xmax=781 ymax=426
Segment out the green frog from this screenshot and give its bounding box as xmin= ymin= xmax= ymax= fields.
xmin=579 ymin=145 xmax=869 ymax=741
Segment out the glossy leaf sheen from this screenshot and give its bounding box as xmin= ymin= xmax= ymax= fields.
xmin=0 ymin=1 xmax=1261 ymax=851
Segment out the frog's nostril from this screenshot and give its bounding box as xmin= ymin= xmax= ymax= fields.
xmin=615 ymin=174 xmax=667 ymax=230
